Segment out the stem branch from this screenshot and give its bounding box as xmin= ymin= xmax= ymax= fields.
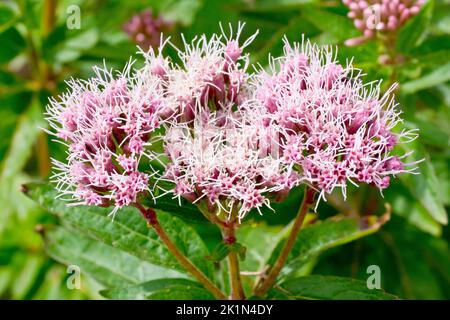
xmin=227 ymin=251 xmax=245 ymax=300
xmin=134 ymin=204 xmax=226 ymax=300
xmin=253 ymin=186 xmax=316 ymax=297
xmin=222 ymin=221 xmax=245 ymax=300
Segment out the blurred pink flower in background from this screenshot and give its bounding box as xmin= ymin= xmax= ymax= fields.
xmin=123 ymin=9 xmax=174 ymax=50
xmin=343 ymin=0 xmax=425 ymax=46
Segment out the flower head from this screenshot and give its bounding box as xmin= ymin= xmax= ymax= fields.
xmin=162 ymin=108 xmax=297 ymax=221
xmin=250 ymin=38 xmax=419 ymax=203
xmin=140 ymin=22 xmax=258 ymax=123
xmin=46 ymin=62 xmax=165 ymax=214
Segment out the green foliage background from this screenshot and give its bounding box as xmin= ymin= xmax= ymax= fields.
xmin=0 ymin=0 xmax=449 ymax=299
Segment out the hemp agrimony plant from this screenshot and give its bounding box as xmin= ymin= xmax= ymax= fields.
xmin=40 ymin=23 xmax=418 ymax=300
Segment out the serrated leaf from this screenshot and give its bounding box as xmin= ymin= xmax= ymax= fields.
xmin=266 ymin=214 xmax=390 ymax=280
xmin=44 ymin=226 xmax=186 ymax=288
xmin=271 ymin=275 xmax=397 ymax=300
xmin=24 ymin=183 xmax=215 ymax=279
xmin=101 ymin=278 xmax=214 ymax=300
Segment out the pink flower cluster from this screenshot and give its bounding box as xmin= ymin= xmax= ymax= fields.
xmin=46 ymin=63 xmax=165 ymax=214
xmin=163 ymin=110 xmax=297 ymax=220
xmin=146 ymin=24 xmax=293 ymax=219
xmin=152 ymin=23 xmax=257 ymax=122
xmin=343 ymin=0 xmax=425 ymax=46
xmin=47 ymin=24 xmax=418 ymax=219
xmin=250 ymin=38 xmax=418 ymax=203
xmin=123 ymin=9 xmax=173 ymax=50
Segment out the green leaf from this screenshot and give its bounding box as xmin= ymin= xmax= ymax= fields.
xmin=0 ymin=100 xmax=45 ymax=226
xmin=162 ymin=0 xmax=202 ymax=25
xmin=45 ymin=226 xmax=186 ymax=288
xmin=396 ymin=139 xmax=448 ymax=225
xmin=251 ymin=15 xmax=318 ymax=65
xmin=0 ymin=3 xmax=16 ymax=33
xmin=10 ymin=255 xmax=45 ymax=299
xmin=43 ymin=27 xmax=99 ymax=64
xmin=207 ymin=242 xmax=246 ymax=262
xmin=271 ymin=275 xmax=397 ymax=300
xmin=386 ymin=183 xmax=442 ymax=236
xmin=0 ymin=101 xmax=45 ymax=182
xmin=408 ymin=50 xmax=450 ymax=69
xmin=143 ymin=180 xmax=208 ymax=224
xmin=24 ymin=183 xmax=215 ymax=279
xmin=405 ymin=120 xmax=449 ymax=149
xmin=266 ymin=214 xmax=390 ymax=280
xmin=0 ymin=268 xmax=13 ymax=296
xmin=207 ymin=242 xmax=231 ymax=263
xmin=229 ymin=243 xmax=247 ymax=261
xmin=396 ymin=0 xmax=434 ymax=53
xmin=402 ymin=62 xmax=450 ymax=94
xmin=187 ymin=0 xmax=241 ymax=38
xmin=101 ymin=278 xmax=214 ymax=300
xmin=310 ymin=215 xmax=449 ymax=299
xmin=246 ymin=0 xmax=315 ymax=12
xmin=302 ymin=6 xmax=360 ymax=44
xmin=381 ymin=223 xmax=450 ymax=299
xmin=237 ymin=223 xmax=284 ymax=272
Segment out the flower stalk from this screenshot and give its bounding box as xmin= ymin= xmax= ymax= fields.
xmin=221 ymin=220 xmax=245 ymax=300
xmin=227 ymin=251 xmax=245 ymax=300
xmin=134 ymin=203 xmax=226 ymax=300
xmin=253 ymin=186 xmax=316 ymax=297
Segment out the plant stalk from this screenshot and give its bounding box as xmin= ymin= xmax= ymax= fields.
xmin=221 ymin=221 xmax=245 ymax=300
xmin=35 ymin=0 xmax=58 ymax=178
xmin=253 ymin=186 xmax=316 ymax=297
xmin=227 ymin=251 xmax=245 ymax=300
xmin=134 ymin=204 xmax=226 ymax=300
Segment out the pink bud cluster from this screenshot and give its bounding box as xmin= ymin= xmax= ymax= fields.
xmin=250 ymin=38 xmax=418 ymax=202
xmin=123 ymin=9 xmax=174 ymax=50
xmin=46 ymin=63 xmax=165 ymax=214
xmin=343 ymin=0 xmax=425 ymax=46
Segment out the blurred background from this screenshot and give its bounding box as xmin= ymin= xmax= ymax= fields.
xmin=0 ymin=0 xmax=449 ymax=299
